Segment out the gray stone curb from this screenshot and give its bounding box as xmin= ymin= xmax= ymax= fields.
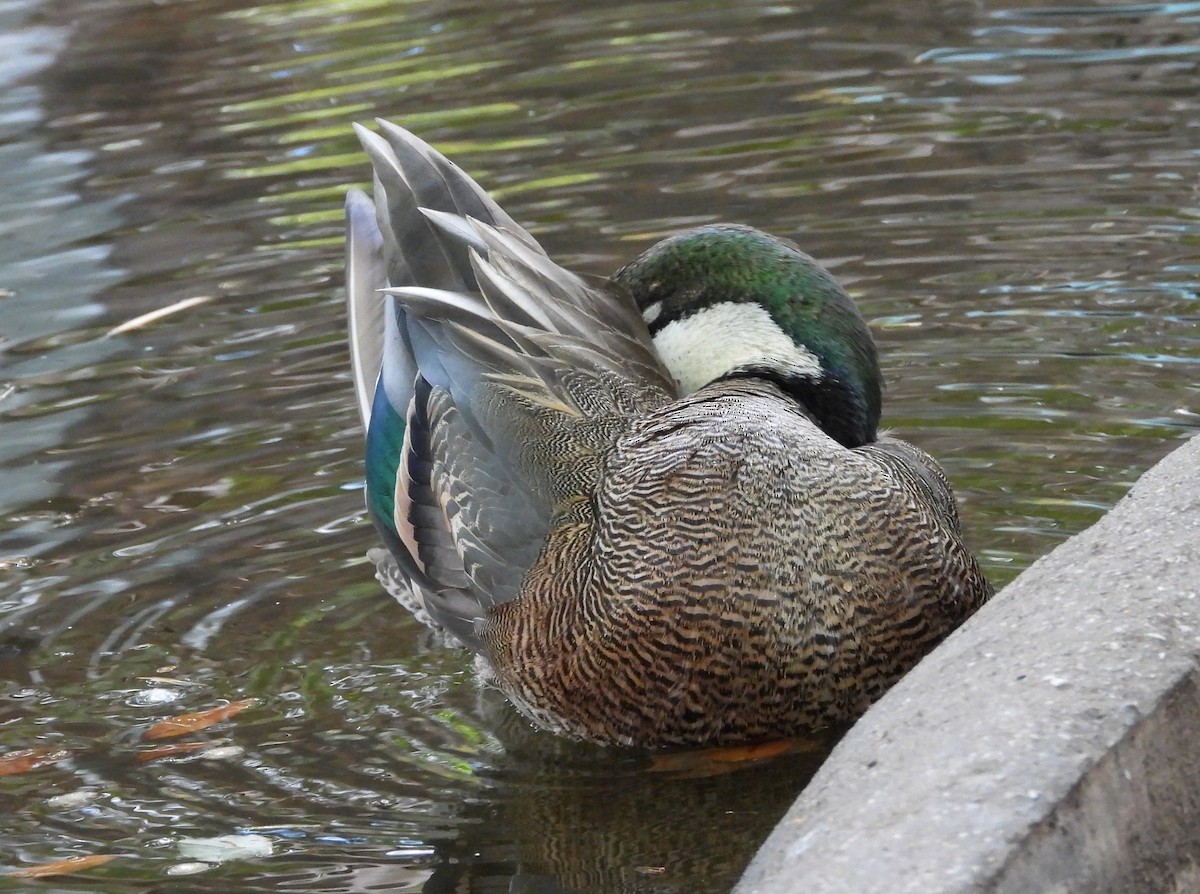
xmin=737 ymin=433 xmax=1200 ymax=894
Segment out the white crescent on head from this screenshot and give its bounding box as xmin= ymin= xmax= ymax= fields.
xmin=650 ymin=301 xmax=823 ymax=395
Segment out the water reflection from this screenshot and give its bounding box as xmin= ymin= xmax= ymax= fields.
xmin=0 ymin=0 xmax=1197 ymax=890
xmin=0 ymin=6 xmax=125 ymax=554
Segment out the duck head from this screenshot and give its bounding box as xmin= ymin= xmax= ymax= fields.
xmin=611 ymin=224 xmax=882 ymax=448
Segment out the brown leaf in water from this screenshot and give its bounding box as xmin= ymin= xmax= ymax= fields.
xmin=648 ymin=737 xmax=820 ymax=777
xmin=707 ymin=738 xmax=800 ymax=763
xmin=0 ymin=748 xmax=72 ymax=776
xmin=8 ymin=854 xmax=119 ymax=878
xmin=143 ymin=698 xmax=257 ymax=740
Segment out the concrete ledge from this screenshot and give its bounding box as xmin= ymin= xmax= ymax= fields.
xmin=737 ymin=433 xmax=1200 ymax=894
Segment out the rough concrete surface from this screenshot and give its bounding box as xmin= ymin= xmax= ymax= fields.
xmin=737 ymin=433 xmax=1200 ymax=894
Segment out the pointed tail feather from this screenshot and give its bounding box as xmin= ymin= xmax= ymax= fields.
xmin=348 ymin=120 xmax=675 ymax=641
xmin=345 ymin=189 xmax=387 ymax=430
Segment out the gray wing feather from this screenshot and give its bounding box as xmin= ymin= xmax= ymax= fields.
xmin=345 ymin=189 xmax=388 ymax=429
xmin=348 ymin=121 xmax=675 ymax=644
xmin=390 ymin=245 xmax=672 ymax=488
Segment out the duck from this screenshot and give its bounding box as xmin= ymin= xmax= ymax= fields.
xmin=344 ymin=119 xmax=992 ymax=749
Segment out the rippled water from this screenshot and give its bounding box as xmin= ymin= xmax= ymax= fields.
xmin=0 ymin=0 xmax=1197 ymax=890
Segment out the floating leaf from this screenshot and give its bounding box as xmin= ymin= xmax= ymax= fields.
xmin=46 ymin=790 xmax=102 ymax=809
xmin=0 ymin=748 xmax=72 ymax=776
xmin=198 ymin=745 xmax=244 ymax=760
xmin=8 ymin=854 xmax=118 ymax=878
xmin=167 ymin=861 xmax=214 ymax=876
xmin=177 ymin=834 xmax=273 ymax=863
xmin=143 ymin=699 xmax=257 ymax=740
xmin=127 ymin=687 xmax=183 ymax=707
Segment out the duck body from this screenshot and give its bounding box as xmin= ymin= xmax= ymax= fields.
xmin=345 ymin=120 xmax=992 ymax=748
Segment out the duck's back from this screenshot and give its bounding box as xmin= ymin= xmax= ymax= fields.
xmin=483 ymin=377 xmax=990 ymax=747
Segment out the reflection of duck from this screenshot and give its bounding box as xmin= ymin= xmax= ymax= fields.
xmin=403 ymin=692 xmax=835 ymax=894
xmin=492 ymin=743 xmax=831 ymax=894
xmin=345 ymin=120 xmax=992 ymax=748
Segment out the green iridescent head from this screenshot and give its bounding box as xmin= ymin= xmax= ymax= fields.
xmin=611 ymin=224 xmax=882 ymax=447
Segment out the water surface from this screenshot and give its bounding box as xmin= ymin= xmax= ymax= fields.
xmin=1 ymin=0 xmax=1197 ymax=891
